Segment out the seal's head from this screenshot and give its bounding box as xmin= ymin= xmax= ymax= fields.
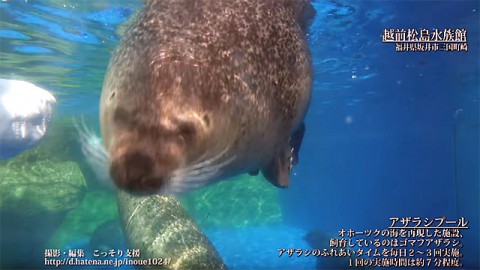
xmin=101 ymin=54 xmax=225 ymax=195
xmin=100 ymin=0 xmax=313 ymax=195
xmin=0 ymin=79 xmax=56 ymax=159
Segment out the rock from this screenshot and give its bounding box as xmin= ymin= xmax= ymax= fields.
xmin=48 ymin=190 xmax=119 ymax=249
xmin=117 ymin=190 xmax=227 ymax=270
xmin=89 ymin=219 xmax=125 ymax=253
xmin=0 ymin=160 xmax=86 ymax=268
xmin=0 ymin=161 xmax=86 ymax=214
xmin=180 ymin=174 xmax=282 ymax=229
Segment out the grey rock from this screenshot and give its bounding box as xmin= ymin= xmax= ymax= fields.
xmin=0 ymin=161 xmax=87 ymax=214
xmin=117 ymin=190 xmax=227 ymax=270
xmin=0 ymin=160 xmax=86 ymax=268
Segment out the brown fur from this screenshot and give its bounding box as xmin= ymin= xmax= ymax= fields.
xmin=100 ymin=0 xmax=313 ymax=194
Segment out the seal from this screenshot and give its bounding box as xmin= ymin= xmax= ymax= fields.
xmin=0 ymin=78 xmax=56 ymax=160
xmin=100 ymin=0 xmax=315 ymax=194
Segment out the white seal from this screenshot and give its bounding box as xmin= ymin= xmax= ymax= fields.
xmin=0 ymin=78 xmax=56 ymax=159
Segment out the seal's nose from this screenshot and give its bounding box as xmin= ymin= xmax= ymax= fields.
xmin=109 ymin=151 xmax=165 ymax=193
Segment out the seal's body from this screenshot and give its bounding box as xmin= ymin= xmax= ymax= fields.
xmin=0 ymin=79 xmax=56 ymax=160
xmin=101 ymin=0 xmax=314 ymax=194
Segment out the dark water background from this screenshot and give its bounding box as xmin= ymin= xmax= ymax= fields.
xmin=0 ymin=0 xmax=478 ymax=269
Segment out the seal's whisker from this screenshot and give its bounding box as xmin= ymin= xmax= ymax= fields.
xmin=169 ymin=170 xmax=216 ymax=187
xmin=172 ymin=154 xmax=236 ymax=181
xmin=165 ymin=183 xmax=202 ymax=195
xmin=174 ymin=147 xmax=230 ymax=173
xmin=188 ymin=148 xmax=229 ymax=169
xmin=175 ymin=169 xmax=218 ymax=182
xmin=167 ymin=170 xmax=221 ymax=193
xmin=74 ymin=116 xmax=112 ymax=188
xmin=75 ymin=117 xmax=108 ymax=162
xmin=166 ymin=154 xmax=237 ymax=194
xmin=182 ymin=155 xmax=237 ymax=182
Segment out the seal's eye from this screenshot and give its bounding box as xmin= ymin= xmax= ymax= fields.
xmin=203 ymin=114 xmax=210 ymax=127
xmin=109 ymin=91 xmax=116 ymax=100
xmin=113 ymin=107 xmax=134 ymax=128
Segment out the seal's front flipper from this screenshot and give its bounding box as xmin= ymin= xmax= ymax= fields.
xmin=284 ymin=0 xmax=317 ymax=33
xmin=262 ymin=123 xmax=306 ymax=188
xmin=262 ymin=147 xmax=291 ymax=188
xmin=290 ymin=122 xmax=306 ymax=165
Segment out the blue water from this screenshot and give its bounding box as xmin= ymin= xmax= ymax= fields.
xmin=60 ymin=226 xmax=316 ymax=270
xmin=1 ymin=0 xmax=479 ymax=269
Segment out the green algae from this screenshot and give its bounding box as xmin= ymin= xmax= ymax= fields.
xmin=0 ymin=160 xmax=86 ymax=215
xmin=180 ymin=174 xmax=283 ymax=229
xmin=0 ymin=120 xmax=89 ymax=268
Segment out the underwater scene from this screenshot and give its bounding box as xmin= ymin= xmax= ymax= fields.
xmin=0 ymin=0 xmax=479 ymax=269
